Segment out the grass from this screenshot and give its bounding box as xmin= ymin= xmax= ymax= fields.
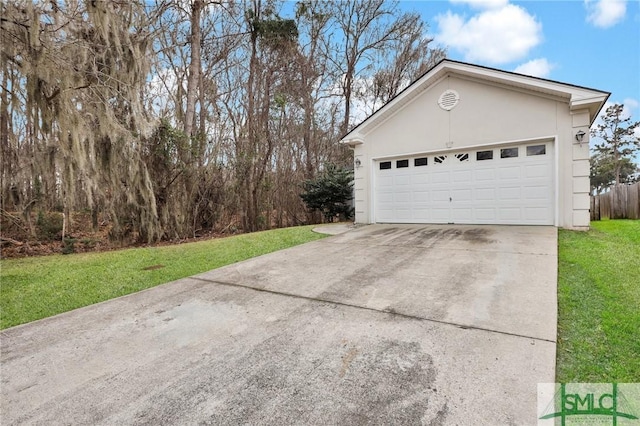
xmin=0 ymin=225 xmax=327 ymax=330
xmin=556 ymin=220 xmax=640 ymax=382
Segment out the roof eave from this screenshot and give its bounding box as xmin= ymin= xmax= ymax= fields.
xmin=341 ymin=136 xmax=364 ymax=147
xmin=570 ymin=93 xmax=611 ymax=125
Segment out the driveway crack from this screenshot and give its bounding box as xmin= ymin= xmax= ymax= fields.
xmin=190 ymin=277 xmax=556 ymax=344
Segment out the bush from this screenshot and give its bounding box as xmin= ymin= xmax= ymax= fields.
xmin=300 ymin=164 xmax=354 ymax=222
xmin=80 ymin=238 xmax=98 ymax=249
xmin=62 ymin=238 xmax=77 ymax=255
xmin=36 ymin=211 xmax=63 ymax=241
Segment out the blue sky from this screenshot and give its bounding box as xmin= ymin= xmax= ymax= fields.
xmin=401 ymin=0 xmax=640 ymax=127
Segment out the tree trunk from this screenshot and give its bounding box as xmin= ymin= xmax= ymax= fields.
xmin=184 ymin=0 xmax=203 ymax=142
xmin=614 ymin=148 xmax=621 ymax=185
xmin=341 ymin=71 xmax=353 ymax=137
xmin=0 ymin=68 xmax=9 ymax=211
xmin=242 ymin=6 xmax=260 ymax=232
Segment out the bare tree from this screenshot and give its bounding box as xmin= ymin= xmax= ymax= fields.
xmin=1 ymin=0 xmax=447 ymax=247
xmin=368 ymin=15 xmax=445 ymax=108
xmin=327 ymin=0 xmax=435 ymax=136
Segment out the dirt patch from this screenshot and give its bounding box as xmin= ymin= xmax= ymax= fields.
xmin=143 ymin=264 xmax=165 ymax=271
xmin=0 ymin=210 xmax=231 ymax=259
xmin=1 ymin=211 xmax=112 ymax=258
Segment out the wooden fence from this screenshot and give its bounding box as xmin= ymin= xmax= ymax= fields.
xmin=590 ymin=182 xmax=640 ymax=221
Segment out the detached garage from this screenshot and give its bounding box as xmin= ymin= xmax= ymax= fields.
xmin=341 ymin=60 xmax=609 ymax=229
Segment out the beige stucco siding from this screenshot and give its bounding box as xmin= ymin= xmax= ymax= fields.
xmin=363 ymin=78 xmax=450 ymax=159
xmin=363 ymin=76 xmax=563 ymax=159
xmin=351 ymin=75 xmax=592 ymax=228
xmin=450 ymin=77 xmax=559 ymax=146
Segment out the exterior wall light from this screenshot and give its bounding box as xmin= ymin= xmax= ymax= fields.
xmin=354 ymin=158 xmax=362 ymax=168
xmin=575 ymin=130 xmax=586 ymax=145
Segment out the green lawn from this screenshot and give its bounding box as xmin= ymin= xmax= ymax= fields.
xmin=556 ymin=220 xmax=640 ymax=382
xmin=0 ymin=225 xmax=327 ymax=330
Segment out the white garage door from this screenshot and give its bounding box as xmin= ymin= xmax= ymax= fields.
xmin=374 ymin=142 xmax=554 ymax=225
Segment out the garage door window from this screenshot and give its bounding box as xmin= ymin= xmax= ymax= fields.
xmin=500 ymin=147 xmax=518 ymax=158
xmin=397 ymin=159 xmax=409 ymax=168
xmin=455 ymin=153 xmax=469 ymax=162
xmin=526 ymin=145 xmax=546 ymax=156
xmin=379 ymin=161 xmax=391 ymax=170
xmin=434 ymin=155 xmax=447 ymax=164
xmin=414 ymin=157 xmax=428 ymax=166
xmin=477 ymin=150 xmax=493 ymax=161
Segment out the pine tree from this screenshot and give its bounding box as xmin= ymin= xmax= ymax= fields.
xmin=300 ymin=164 xmax=354 ymax=222
xmin=591 ymin=104 xmax=640 ymax=186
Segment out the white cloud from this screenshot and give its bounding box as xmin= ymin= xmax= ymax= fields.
xmin=585 ymin=0 xmax=627 ymax=28
xmin=620 ymin=99 xmax=637 ymax=120
xmin=513 ymin=58 xmax=555 ymax=78
xmin=435 ymin=4 xmax=542 ymax=64
xmin=449 ymin=0 xmax=509 ymax=9
xmin=623 ymin=98 xmax=639 ymax=111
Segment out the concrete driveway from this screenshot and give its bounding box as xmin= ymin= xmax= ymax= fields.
xmin=1 ymin=224 xmax=557 ymax=425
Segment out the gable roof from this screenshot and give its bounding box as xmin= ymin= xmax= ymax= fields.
xmin=341 ymin=59 xmax=610 ymax=146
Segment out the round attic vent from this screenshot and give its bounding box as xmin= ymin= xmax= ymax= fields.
xmin=438 ymin=89 xmax=459 ymax=111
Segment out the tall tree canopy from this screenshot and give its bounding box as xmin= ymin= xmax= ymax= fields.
xmin=1 ymin=0 xmax=445 ymax=243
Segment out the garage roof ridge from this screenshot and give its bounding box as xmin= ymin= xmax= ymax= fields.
xmin=442 ymin=59 xmax=609 ymax=95
xmin=340 ymin=59 xmax=610 ymax=145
